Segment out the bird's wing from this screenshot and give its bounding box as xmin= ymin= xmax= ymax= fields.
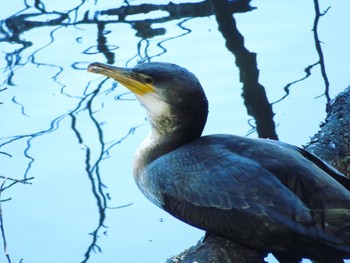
xmin=140 ymin=142 xmax=313 ymax=230
xmin=288 ymin=144 xmax=350 ymax=190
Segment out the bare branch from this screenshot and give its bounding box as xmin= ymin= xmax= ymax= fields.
xmin=306 ymin=86 xmax=350 ymax=176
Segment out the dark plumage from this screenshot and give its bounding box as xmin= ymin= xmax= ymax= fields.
xmin=88 ymin=62 xmax=350 ymax=262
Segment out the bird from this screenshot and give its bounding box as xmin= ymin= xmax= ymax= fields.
xmin=88 ymin=61 xmax=350 ymax=262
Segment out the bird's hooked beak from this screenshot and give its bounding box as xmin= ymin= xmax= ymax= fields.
xmin=87 ymin=62 xmax=155 ymax=95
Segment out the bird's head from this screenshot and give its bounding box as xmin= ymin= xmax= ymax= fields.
xmin=88 ymin=62 xmax=208 ymax=141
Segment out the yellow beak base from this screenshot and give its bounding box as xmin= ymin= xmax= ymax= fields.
xmin=87 ymin=62 xmax=154 ymax=95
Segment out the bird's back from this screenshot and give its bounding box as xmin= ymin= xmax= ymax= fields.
xmin=137 ymin=134 xmax=350 ymax=261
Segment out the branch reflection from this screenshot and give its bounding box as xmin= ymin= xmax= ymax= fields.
xmin=312 ymin=0 xmax=331 ymax=108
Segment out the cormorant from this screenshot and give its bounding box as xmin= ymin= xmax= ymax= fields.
xmin=88 ymin=62 xmax=350 ymax=262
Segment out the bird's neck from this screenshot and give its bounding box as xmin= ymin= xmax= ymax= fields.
xmin=132 ymin=99 xmax=207 ymax=181
xmin=132 ymin=120 xmax=193 ymax=180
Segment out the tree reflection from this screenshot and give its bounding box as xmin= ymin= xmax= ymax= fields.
xmin=0 ymin=0 xmax=342 ymax=262
xmin=0 ymin=170 xmax=34 ymax=263
xmin=312 ymin=0 xmax=331 ymax=107
xmin=210 ymin=0 xmax=278 ymax=140
xmin=68 ymin=79 xmax=109 ymax=262
xmin=272 ymin=0 xmax=331 ymax=109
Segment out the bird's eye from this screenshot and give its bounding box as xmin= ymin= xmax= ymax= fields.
xmin=144 ymin=76 xmax=154 ymax=85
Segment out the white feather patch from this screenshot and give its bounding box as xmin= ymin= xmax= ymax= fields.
xmin=136 ymin=92 xmax=171 ymax=119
